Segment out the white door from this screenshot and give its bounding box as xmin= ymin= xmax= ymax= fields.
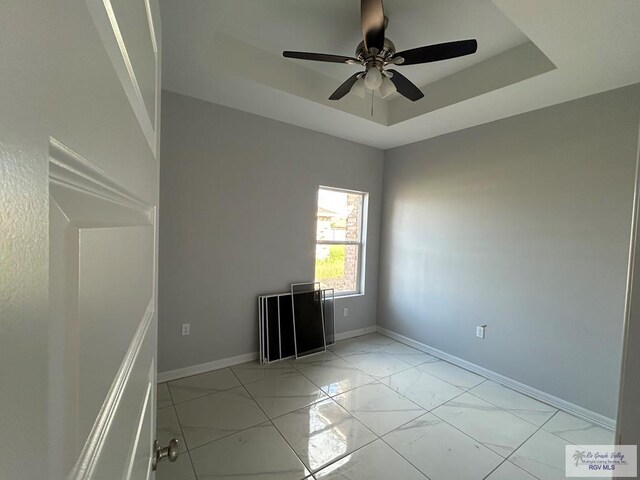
xmin=616 ymin=125 xmax=640 ymax=445
xmin=0 ymin=0 xmax=163 ymax=478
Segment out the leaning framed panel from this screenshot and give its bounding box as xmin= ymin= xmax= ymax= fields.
xmin=291 ymin=282 xmax=326 ymax=359
xmin=321 ymin=288 xmax=335 ymax=346
xmin=257 ymin=286 xmax=334 ymax=364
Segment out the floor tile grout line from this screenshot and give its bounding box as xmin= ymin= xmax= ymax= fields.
xmin=379 ymin=400 xmax=534 ymax=480
xmin=256 ymin=384 xmax=382 ymax=476
xmin=370 ymin=353 xmax=487 ymax=393
xmin=539 ymin=411 xmax=615 ymax=446
xmin=268 ymin=417 xmax=314 ymax=477
xmin=165 ymin=368 xmax=243 ymax=406
xmin=482 ymin=410 xmax=562 ymax=480
xmin=336 ymin=379 xmax=431 ymax=416
xmin=328 ymin=392 xmax=424 ymax=439
xmin=179 ymin=383 xmax=272 ymax=455
xmin=227 ymin=366 xmax=244 ymax=390
xmin=229 ymin=366 xmax=318 ymax=474
xmin=338 ymin=350 xmax=414 ymax=375
xmin=167 ymin=384 xmax=240 ymax=407
xmin=168 ymin=398 xmax=199 ymax=479
xmin=240 ymin=373 xmax=323 ymax=475
xmin=330 ymin=384 xmax=436 ymax=435
xmin=482 ymin=456 xmax=543 ymax=480
xmin=376 ymin=385 xmax=474 ymax=437
xmin=240 ymin=369 xmax=336 ymax=419
xmin=170 ymin=383 xmax=254 ymax=421
xmin=308 ymin=373 xmax=451 ymax=442
xmin=428 ymin=407 xmax=535 ymax=461
xmin=376 ymin=368 xmax=483 ymax=416
xmin=307 ymin=346 xmax=427 ymax=391
xmin=231 ymin=361 xmax=299 ymax=387
xmin=414 ymin=365 xmax=485 ymax=391
xmin=273 ymin=409 xmax=380 ymax=478
xmin=310 ymin=436 xmax=380 ymax=476
xmin=367 ymin=383 xmax=478 ymax=474
xmin=439 ymin=384 xmax=558 ymax=429
xmin=377 ymin=435 xmax=432 ymax=479
xmin=415 ymin=386 xmax=472 ymax=416
xmin=290 ymin=357 xmax=378 ymax=398
xmin=463 ymin=388 xmax=559 ymax=429
xmin=467 ymin=377 xmax=562 ymax=412
xmin=165 ymin=382 xmax=176 ymax=405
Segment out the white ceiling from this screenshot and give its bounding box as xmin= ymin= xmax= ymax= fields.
xmin=160 ymin=0 xmax=640 ymax=149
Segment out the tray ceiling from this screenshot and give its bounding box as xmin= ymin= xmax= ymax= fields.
xmin=160 ymin=0 xmax=640 ymax=149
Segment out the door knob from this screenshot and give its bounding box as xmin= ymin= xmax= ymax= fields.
xmin=152 ymin=438 xmax=179 ymax=471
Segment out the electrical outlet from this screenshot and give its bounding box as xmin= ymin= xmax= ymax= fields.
xmin=182 ymin=323 xmax=190 ymax=336
xmin=476 ymin=325 xmax=486 ymax=339
xmin=343 ymin=307 xmax=349 ymax=317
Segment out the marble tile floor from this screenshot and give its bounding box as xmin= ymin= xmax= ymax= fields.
xmin=155 ymin=332 xmax=614 ymax=480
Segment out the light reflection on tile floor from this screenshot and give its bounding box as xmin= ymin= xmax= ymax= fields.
xmin=155 ymin=332 xmax=614 ymax=480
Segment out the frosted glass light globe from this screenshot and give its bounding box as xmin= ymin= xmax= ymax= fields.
xmin=379 ymin=76 xmax=397 ymax=98
xmin=364 ymin=68 xmax=383 ymax=90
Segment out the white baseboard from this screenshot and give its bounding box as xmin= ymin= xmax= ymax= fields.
xmin=334 ymin=325 xmax=377 ymax=342
xmin=376 ymin=327 xmax=616 ymax=430
xmin=157 ymin=324 xmax=614 ymax=429
xmin=157 ymin=351 xmax=258 ymax=383
xmin=157 ymin=326 xmax=376 ymax=383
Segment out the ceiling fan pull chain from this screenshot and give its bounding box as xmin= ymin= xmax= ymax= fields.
xmin=371 ymin=89 xmax=374 ymax=117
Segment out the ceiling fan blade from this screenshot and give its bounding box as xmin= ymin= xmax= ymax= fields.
xmin=361 ymin=0 xmax=385 ymax=53
xmin=283 ymin=51 xmax=359 ymax=64
xmin=387 ymin=69 xmax=424 ymax=101
xmin=329 ymin=73 xmax=362 ymax=100
xmin=394 ymin=39 xmax=478 ymax=66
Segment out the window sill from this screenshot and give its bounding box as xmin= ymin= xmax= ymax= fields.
xmin=334 ymin=292 xmax=365 ymax=299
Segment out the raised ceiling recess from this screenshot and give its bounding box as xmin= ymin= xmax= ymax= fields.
xmin=160 ymin=0 xmax=640 ymax=148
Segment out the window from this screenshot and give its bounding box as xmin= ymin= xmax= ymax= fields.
xmin=314 ymin=186 xmax=367 ymax=295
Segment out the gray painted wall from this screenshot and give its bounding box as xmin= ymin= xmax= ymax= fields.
xmin=378 ymin=85 xmax=640 ymax=419
xmin=159 ymin=90 xmax=383 ymax=373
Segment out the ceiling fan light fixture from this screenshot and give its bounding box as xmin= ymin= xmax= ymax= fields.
xmin=364 ymin=67 xmax=383 ymax=90
xmin=379 ymin=75 xmax=396 ymax=98
xmin=282 ymin=0 xmax=478 ymax=102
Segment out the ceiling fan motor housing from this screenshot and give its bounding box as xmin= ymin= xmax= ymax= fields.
xmin=356 ymin=38 xmax=396 ymax=72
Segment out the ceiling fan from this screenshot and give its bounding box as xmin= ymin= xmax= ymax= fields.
xmin=282 ymin=0 xmax=478 ymax=102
